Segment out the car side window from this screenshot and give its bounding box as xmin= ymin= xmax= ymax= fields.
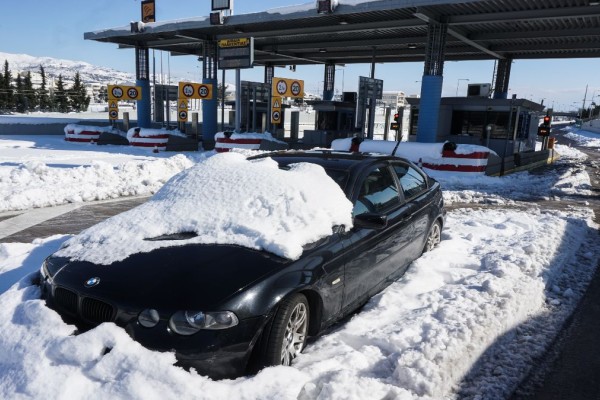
xmin=353 ymin=167 xmax=400 ymax=216
xmin=393 ymin=164 xmax=428 ymax=199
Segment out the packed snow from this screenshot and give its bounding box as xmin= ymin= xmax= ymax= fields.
xmin=0 ymin=128 xmax=599 ymax=399
xmin=563 ymin=126 xmax=600 ymax=148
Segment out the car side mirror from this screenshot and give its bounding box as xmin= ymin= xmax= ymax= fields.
xmin=353 ymin=213 xmax=388 ymax=229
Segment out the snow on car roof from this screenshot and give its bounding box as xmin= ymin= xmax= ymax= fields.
xmin=56 ymin=152 xmax=354 ymax=264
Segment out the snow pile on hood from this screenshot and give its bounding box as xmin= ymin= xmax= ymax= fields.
xmin=56 ymin=152 xmax=353 ymax=263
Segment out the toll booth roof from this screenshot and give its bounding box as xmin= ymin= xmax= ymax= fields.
xmin=85 ymin=0 xmax=600 ymax=67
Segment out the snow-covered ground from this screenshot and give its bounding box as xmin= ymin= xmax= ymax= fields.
xmin=563 ymin=125 xmax=600 ymax=148
xmin=0 ymin=129 xmax=599 ymax=399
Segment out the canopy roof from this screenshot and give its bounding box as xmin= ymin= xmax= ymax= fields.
xmin=85 ymin=0 xmax=600 ymax=66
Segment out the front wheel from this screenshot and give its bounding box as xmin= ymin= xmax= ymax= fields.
xmin=423 ymin=220 xmax=442 ymax=253
xmin=261 ymin=293 xmax=309 ymax=367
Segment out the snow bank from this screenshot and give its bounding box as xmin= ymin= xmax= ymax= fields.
xmin=126 ymin=127 xmax=186 ymax=140
xmin=56 ymin=152 xmax=353 ymax=263
xmin=1 ymin=207 xmax=597 ymax=399
xmin=63 ymin=124 xmax=120 ymax=135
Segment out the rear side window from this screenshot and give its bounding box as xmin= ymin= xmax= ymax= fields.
xmin=353 ymin=167 xmax=400 ymax=216
xmin=393 ymin=164 xmax=428 ymax=199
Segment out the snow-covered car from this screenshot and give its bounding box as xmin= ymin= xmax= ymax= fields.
xmin=38 ymin=150 xmax=445 ymax=379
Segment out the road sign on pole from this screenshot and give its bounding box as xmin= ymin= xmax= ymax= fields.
xmin=271 ymin=77 xmax=304 ymax=98
xmin=108 ymin=85 xmax=142 ymax=100
xmin=178 ymin=82 xmax=213 ymax=100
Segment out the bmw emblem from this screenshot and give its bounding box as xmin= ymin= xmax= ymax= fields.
xmin=85 ymin=277 xmax=101 ymax=287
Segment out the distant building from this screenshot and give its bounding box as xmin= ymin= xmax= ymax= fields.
xmin=380 ymin=91 xmax=407 ymax=110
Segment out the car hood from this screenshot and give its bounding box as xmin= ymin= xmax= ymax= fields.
xmin=50 ymin=244 xmax=289 ymax=310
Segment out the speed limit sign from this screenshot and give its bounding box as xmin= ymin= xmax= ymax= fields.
xmin=126 ymin=87 xmax=139 ymax=100
xmin=275 ymin=79 xmax=287 ymax=96
xmin=182 ymin=84 xmax=194 ymax=97
xmin=291 ymin=81 xmax=302 ymax=96
xmin=198 ymin=85 xmax=210 ymax=98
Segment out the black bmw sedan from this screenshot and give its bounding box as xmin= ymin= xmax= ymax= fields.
xmin=39 ymin=150 xmax=445 ymax=379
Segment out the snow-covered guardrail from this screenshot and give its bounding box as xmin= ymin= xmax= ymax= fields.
xmin=64 ymin=124 xmax=113 ymax=143
xmin=331 ymin=138 xmax=494 ymax=174
xmin=214 ymin=132 xmax=288 ymax=153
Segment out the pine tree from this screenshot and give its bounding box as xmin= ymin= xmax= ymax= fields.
xmin=55 ymin=74 xmax=69 ymax=113
xmin=3 ymin=60 xmax=14 ymax=112
xmin=68 ymin=72 xmax=90 ymax=112
xmin=14 ymin=74 xmax=26 ymax=113
xmin=0 ymin=70 xmax=4 ymax=111
xmin=23 ymin=71 xmax=36 ymax=111
xmin=37 ymin=65 xmax=50 ymax=111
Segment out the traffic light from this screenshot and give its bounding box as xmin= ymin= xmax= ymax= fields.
xmin=390 ymin=113 xmax=400 ymax=131
xmin=543 ymin=115 xmax=551 ymax=126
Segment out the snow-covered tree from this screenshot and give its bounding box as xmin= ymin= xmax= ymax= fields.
xmin=55 ymin=74 xmax=69 ymax=113
xmin=68 ymin=72 xmax=90 ymax=112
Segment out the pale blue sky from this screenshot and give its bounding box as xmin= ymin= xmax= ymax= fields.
xmin=1 ymin=0 xmax=598 ymax=111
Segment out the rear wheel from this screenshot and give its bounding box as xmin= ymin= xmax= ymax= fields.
xmin=261 ymin=293 xmax=309 ymax=367
xmin=423 ymin=220 xmax=441 ymax=253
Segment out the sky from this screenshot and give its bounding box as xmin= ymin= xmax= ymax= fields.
xmin=0 ymin=0 xmax=599 ymax=111
xmin=0 ymin=129 xmax=598 ymax=398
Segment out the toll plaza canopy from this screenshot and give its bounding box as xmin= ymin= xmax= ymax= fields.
xmin=85 ymin=0 xmax=600 ymax=65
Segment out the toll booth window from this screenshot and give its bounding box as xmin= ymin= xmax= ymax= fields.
xmin=353 ymin=167 xmax=400 ymax=216
xmin=393 ymin=164 xmax=427 ymax=199
xmin=317 ymin=111 xmax=337 ymax=130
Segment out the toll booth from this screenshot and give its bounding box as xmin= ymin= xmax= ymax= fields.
xmin=405 ymin=96 xmax=545 ymax=154
xmin=302 ymin=93 xmax=358 ymax=147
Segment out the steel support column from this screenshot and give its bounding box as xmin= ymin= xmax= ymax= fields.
xmin=493 ymin=58 xmax=512 ymax=99
xmin=135 ymin=47 xmax=151 ymax=128
xmin=202 ymin=41 xmax=218 ymax=140
xmin=265 ymin=65 xmax=274 ymax=132
xmin=323 ymin=63 xmax=335 ymax=101
xmin=417 ymin=22 xmax=447 ymax=143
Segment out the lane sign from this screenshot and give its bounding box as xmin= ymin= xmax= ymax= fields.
xmin=182 ymin=84 xmax=194 ymax=97
xmin=109 ymin=109 xmax=119 ymax=120
xmin=110 ymin=86 xmax=123 ymax=99
xmin=178 ymin=82 xmax=213 ymax=100
xmin=275 ymin=79 xmax=288 ymax=96
xmin=271 ymin=77 xmax=304 ymax=98
xmin=271 ymin=110 xmax=281 ymax=124
xmin=108 ymin=85 xmax=142 ymax=100
xmin=178 ymin=110 xmax=188 ymax=122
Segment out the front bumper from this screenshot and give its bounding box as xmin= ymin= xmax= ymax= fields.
xmin=40 ymin=275 xmax=267 ymax=379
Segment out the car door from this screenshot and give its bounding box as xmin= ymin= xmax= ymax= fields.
xmin=341 ymin=163 xmax=416 ymax=312
xmin=391 ymin=162 xmax=434 ymax=258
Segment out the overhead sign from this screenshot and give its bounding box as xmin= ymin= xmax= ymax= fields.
xmin=218 ymin=37 xmax=254 ymax=70
xmin=178 ymin=82 xmax=213 ymax=100
xmin=271 ymin=77 xmax=304 ymax=98
xmin=108 ymin=85 xmax=142 ymax=100
xmin=141 ymin=0 xmax=155 ymax=23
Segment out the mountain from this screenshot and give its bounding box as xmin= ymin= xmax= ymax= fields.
xmin=0 ymin=51 xmax=135 ymax=85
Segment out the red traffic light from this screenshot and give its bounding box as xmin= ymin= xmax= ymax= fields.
xmin=393 ymin=113 xmax=400 ymax=122
xmin=543 ymin=115 xmax=551 ymax=125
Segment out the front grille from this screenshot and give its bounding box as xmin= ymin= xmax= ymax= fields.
xmin=54 ymin=287 xmax=78 ymax=315
xmin=81 ymin=297 xmax=115 ymax=324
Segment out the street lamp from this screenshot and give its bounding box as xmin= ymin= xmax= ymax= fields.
xmin=456 ymin=78 xmax=469 ymax=96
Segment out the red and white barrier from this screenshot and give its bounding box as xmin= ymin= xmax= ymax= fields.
xmin=64 ymin=124 xmax=103 ymax=143
xmin=331 ymin=138 xmax=493 ymax=174
xmin=127 ymin=128 xmax=174 ymax=150
xmin=214 ymin=132 xmax=287 ymax=153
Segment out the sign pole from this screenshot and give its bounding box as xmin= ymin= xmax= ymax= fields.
xmin=235 ymin=69 xmax=241 ymax=133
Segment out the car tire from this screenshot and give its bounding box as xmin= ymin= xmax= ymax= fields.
xmin=423 ymin=220 xmax=441 ymax=253
xmin=261 ymin=293 xmax=310 ymax=367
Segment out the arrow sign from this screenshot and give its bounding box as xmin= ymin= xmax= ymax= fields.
xmin=109 ymin=109 xmax=118 ymax=120
xmin=271 ymin=110 xmax=281 ymax=124
xmin=178 ymin=110 xmax=188 ymax=121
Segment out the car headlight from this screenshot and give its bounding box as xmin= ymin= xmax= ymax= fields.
xmin=138 ymin=309 xmax=161 ymax=328
xmin=40 ymin=256 xmax=68 ymax=279
xmin=168 ymin=310 xmax=239 ymax=335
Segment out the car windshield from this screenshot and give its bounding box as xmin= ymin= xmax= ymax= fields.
xmin=323 ymin=169 xmax=348 ymax=192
